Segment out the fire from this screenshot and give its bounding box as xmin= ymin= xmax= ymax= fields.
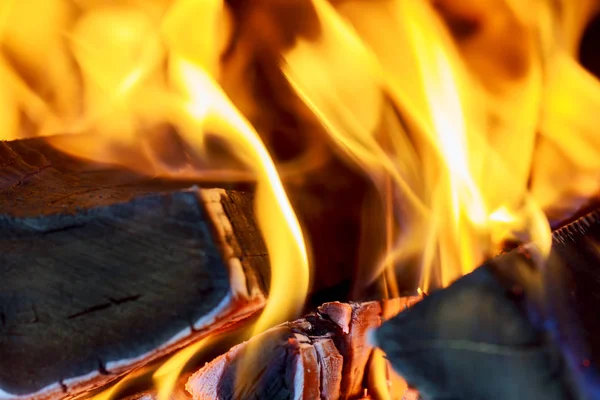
xmin=152 ymin=337 xmax=209 ymax=400
xmin=1 ymin=0 xmax=307 ymax=397
xmin=367 ymin=348 xmax=411 ymax=400
xmin=54 ymin=0 xmax=311 ymax=340
xmin=281 ymin=0 xmax=572 ymax=290
xmin=2 ymin=0 xmax=600 ymax=398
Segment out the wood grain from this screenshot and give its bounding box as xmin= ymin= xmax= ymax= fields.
xmin=0 ymin=138 xmax=268 ymax=399
xmin=186 ymin=297 xmax=420 ymax=400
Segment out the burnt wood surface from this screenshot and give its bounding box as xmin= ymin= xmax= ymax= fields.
xmin=186 ymin=297 xmax=421 ymax=400
xmin=0 ymin=138 xmax=268 ymax=399
xmin=376 ymin=210 xmax=600 ymax=400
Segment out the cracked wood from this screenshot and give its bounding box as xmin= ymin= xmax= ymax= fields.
xmin=186 ymin=297 xmax=421 ymax=400
xmin=0 ymin=137 xmax=269 ymax=399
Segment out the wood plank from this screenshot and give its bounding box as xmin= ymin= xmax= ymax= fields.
xmin=0 ymin=138 xmax=268 ymax=399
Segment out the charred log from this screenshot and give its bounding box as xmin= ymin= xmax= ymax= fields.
xmin=376 ymin=209 xmax=600 ymax=399
xmin=0 ymin=138 xmax=268 ymax=399
xmin=186 ymin=297 xmax=420 ymax=400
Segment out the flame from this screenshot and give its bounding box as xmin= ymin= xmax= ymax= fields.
xmin=89 ymin=364 xmax=155 ymax=400
xmin=4 ymin=1 xmax=308 ymax=398
xmin=172 ymin=58 xmax=309 ymax=335
xmin=367 ymin=347 xmax=410 ymax=400
xmin=152 ymin=338 xmax=209 ymax=400
xmin=531 ymin=52 xmax=600 ymax=223
xmin=48 ymin=0 xmax=310 ymax=343
xmin=280 ymin=0 xmax=598 ymax=290
xmin=3 ymin=0 xmax=600 ymax=398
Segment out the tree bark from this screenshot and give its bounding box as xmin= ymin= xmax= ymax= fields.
xmin=0 ymin=137 xmax=268 ymax=400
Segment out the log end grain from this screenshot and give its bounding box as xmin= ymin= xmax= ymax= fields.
xmin=186 ymin=297 xmax=420 ymax=400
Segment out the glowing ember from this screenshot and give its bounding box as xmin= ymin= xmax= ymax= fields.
xmin=1 ymin=0 xmax=600 ymax=398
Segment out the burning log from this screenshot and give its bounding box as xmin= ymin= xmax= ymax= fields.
xmin=186 ymin=297 xmax=421 ymax=400
xmin=376 ymin=210 xmax=600 ymax=399
xmin=0 ymin=138 xmax=268 ymax=399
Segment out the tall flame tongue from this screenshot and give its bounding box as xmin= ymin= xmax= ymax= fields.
xmin=2 ymin=0 xmax=600 ymax=398
xmin=53 ymin=0 xmax=309 ymax=334
xmin=283 ymin=0 xmax=553 ymax=290
xmin=1 ymin=0 xmax=308 ymax=398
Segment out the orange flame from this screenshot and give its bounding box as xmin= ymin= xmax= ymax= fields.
xmin=2 ymin=0 xmax=600 ymax=398
xmin=367 ymin=347 xmax=411 ymax=400
xmin=281 ymin=0 xmax=594 ymax=290
xmin=9 ymin=1 xmax=309 ymax=398
xmin=152 ymin=338 xmax=209 ymax=400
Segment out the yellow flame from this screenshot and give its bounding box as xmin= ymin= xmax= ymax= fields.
xmin=3 ymin=0 xmax=600 ymax=396
xmin=90 ymin=364 xmax=153 ymax=400
xmin=367 ymin=347 xmax=416 ymax=399
xmin=47 ymin=0 xmax=309 ymax=334
xmin=152 ymin=338 xmax=208 ymax=400
xmin=1 ymin=0 xmax=307 ymax=397
xmin=532 ymin=52 xmax=600 ymax=223
xmin=369 ymin=353 xmax=390 ymax=400
xmin=172 ymin=58 xmax=309 ymax=334
xmin=282 ymin=0 xmax=559 ymax=290
xmin=560 ymin=0 xmax=600 ymax=55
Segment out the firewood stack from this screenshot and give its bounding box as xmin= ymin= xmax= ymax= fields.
xmin=4 ymin=134 xmax=600 ymax=400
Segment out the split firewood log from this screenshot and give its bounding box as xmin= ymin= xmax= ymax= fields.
xmin=376 ymin=210 xmax=600 ymax=399
xmin=186 ymin=297 xmax=421 ymax=400
xmin=0 ymin=137 xmax=268 ymax=399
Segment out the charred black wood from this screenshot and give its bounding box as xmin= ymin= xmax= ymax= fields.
xmin=377 ymin=210 xmax=600 ymax=400
xmin=549 ymin=211 xmax=600 ymax=398
xmin=0 ymin=137 xmax=268 ymax=399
